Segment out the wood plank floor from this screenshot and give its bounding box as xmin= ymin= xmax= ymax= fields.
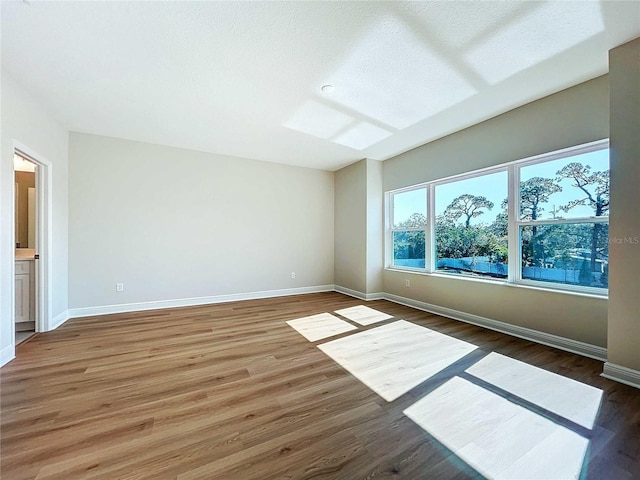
xmin=1 ymin=292 xmax=639 ymax=479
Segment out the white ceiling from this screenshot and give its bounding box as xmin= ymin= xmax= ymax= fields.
xmin=2 ymin=1 xmax=639 ymax=171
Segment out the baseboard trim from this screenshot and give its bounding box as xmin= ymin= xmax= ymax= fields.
xmin=601 ymin=362 xmax=640 ymax=390
xmin=11 ymin=287 xmax=632 ymax=387
xmin=0 ymin=344 xmax=15 ymax=368
xmin=67 ymin=285 xmax=335 ymax=319
xmin=49 ymin=310 xmax=70 ymax=330
xmin=382 ymin=293 xmax=608 ymax=362
xmin=334 ymin=285 xmax=384 ymax=301
xmin=33 ymin=286 xmax=608 ymax=366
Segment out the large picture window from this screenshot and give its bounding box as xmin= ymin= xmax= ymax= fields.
xmin=386 ymin=140 xmax=609 ymax=294
xmin=435 ymin=171 xmax=508 ymax=279
xmin=517 ymin=148 xmax=609 ymax=290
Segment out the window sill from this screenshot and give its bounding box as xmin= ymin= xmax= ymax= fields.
xmin=507 ymin=281 xmax=608 ymax=299
xmin=384 ymin=267 xmax=608 ymax=300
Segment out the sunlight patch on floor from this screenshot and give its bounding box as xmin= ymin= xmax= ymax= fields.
xmin=318 ymin=320 xmax=477 ymax=401
xmin=286 ymin=313 xmax=357 ymax=342
xmin=465 ymin=352 xmax=603 ymax=429
xmin=404 ymin=376 xmax=589 ymax=480
xmin=334 ymin=305 xmax=393 ymax=326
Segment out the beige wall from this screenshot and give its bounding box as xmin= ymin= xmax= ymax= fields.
xmin=380 ymin=75 xmax=610 ymax=347
xmin=365 ymin=159 xmax=384 ymax=294
xmin=1 ymin=71 xmax=69 ymax=360
xmin=384 ymin=271 xmax=608 ymax=346
xmin=334 ymin=158 xmax=385 ymax=296
xmin=15 ymin=170 xmax=35 ymax=248
xmin=608 ymin=38 xmax=640 ymax=370
xmin=384 ymin=76 xmax=609 ymax=191
xmin=68 ymin=133 xmax=334 ymax=309
xmin=334 ymin=159 xmax=367 ymax=293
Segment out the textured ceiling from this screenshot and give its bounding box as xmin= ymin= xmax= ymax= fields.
xmin=2 ymin=1 xmax=639 ymax=171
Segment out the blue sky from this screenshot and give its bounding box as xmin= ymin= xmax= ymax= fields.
xmin=394 ymin=149 xmax=609 ymax=226
xmin=518 ymin=149 xmax=609 ymax=220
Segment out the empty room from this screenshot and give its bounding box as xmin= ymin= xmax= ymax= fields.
xmin=1 ymin=1 xmax=639 ymax=479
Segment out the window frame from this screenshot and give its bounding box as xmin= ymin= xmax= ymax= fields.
xmin=431 ymin=165 xmax=509 ymax=279
xmin=511 ymin=140 xmax=609 ymax=294
xmin=388 ymin=185 xmax=430 ymax=271
xmin=385 ymin=139 xmax=609 ymax=296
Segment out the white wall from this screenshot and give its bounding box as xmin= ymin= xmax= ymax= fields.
xmin=68 ymin=133 xmax=334 ymax=310
xmin=380 ymin=75 xmax=610 ymax=347
xmin=1 ymin=71 xmax=69 ymax=363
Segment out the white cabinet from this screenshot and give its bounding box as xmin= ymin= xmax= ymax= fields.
xmin=15 ymin=260 xmax=34 ymax=324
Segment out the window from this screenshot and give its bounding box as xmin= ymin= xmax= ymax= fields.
xmin=517 ymin=148 xmax=609 ymax=290
xmin=435 ymin=170 xmax=508 ymax=279
xmin=386 ymin=140 xmax=609 ymax=294
xmin=390 ymin=188 xmax=427 ymax=268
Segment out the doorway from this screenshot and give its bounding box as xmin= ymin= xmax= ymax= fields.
xmin=12 ymin=141 xmax=54 ymax=350
xmin=14 ymin=152 xmax=38 ymax=344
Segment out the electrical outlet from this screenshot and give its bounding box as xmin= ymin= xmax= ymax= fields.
xmin=405 ymin=279 xmax=410 ymax=287
xmin=116 ymin=282 xmax=124 ymax=292
xmin=290 ymin=272 xmax=296 ymax=279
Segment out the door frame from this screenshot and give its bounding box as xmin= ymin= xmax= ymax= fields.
xmin=12 ymin=141 xmax=53 ymax=335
